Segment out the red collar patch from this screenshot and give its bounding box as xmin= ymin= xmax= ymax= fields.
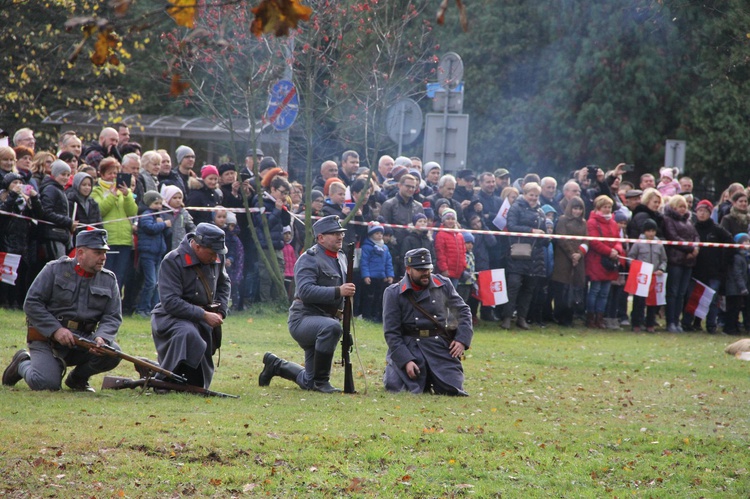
xmin=74 ymin=264 xmax=94 ymax=279
xmin=325 ymin=249 xmax=339 ymax=258
xmin=432 ymin=276 xmax=443 ymax=287
xmin=184 ymin=253 xmax=193 ymax=265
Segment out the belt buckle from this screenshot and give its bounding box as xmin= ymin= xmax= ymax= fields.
xmin=68 ymin=320 xmax=79 ymax=331
xmin=419 ymin=329 xmax=430 ymax=337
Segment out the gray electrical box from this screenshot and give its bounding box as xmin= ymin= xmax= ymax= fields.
xmin=423 ymin=113 xmax=469 ymax=172
xmin=432 ymin=87 xmax=464 ymax=113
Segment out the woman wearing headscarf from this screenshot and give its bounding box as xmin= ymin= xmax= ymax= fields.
xmin=550 ymin=196 xmax=588 ymax=326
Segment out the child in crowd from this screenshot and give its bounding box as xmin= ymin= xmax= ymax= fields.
xmin=458 ymin=232 xmax=478 ymax=323
xmin=434 ymin=208 xmax=467 ymax=288
xmin=604 ymin=211 xmax=631 ymax=329
xmin=160 ymin=185 xmax=195 ymax=251
xmin=323 ymin=181 xmax=350 ymax=217
xmin=657 ymin=167 xmax=680 ymax=197
xmin=382 ymin=224 xmax=400 ymax=278
xmin=401 ymin=213 xmax=435 ymax=263
xmin=282 ymin=225 xmax=297 ymax=303
xmin=135 ymin=191 xmax=171 ymax=318
xmin=724 ymin=233 xmax=750 ymax=335
xmin=627 ymin=218 xmax=667 ymax=332
xmin=224 ymin=210 xmax=245 ymax=311
xmin=359 ymin=223 xmax=394 ymax=322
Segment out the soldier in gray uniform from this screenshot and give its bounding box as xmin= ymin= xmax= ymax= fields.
xmin=382 ymin=248 xmax=473 ymax=396
xmin=2 ymin=229 xmax=122 ymax=392
xmin=258 ymin=215 xmax=355 ymax=393
xmin=151 ymin=223 xmax=230 ymax=390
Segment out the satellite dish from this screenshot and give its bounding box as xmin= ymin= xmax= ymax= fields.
xmin=437 ymin=52 xmax=464 ymax=90
xmin=386 ymin=99 xmax=423 ymax=153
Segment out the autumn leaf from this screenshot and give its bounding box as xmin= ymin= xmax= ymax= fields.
xmin=91 ymin=28 xmax=119 ymax=66
xmin=169 ymin=73 xmax=190 ymax=97
xmin=436 ymin=0 xmax=468 ymax=32
xmin=167 ymin=0 xmax=197 ymax=28
xmin=250 ymin=0 xmax=313 ymax=38
xmin=110 ymin=0 xmax=133 ymax=16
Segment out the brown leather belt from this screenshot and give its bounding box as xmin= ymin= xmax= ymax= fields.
xmin=402 ymin=328 xmax=437 ymax=338
xmin=294 ymin=299 xmax=343 ymax=319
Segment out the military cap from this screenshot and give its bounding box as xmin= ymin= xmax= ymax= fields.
xmin=404 ymin=248 xmax=433 ymax=270
xmin=193 ymin=223 xmax=227 ymax=254
xmin=457 ymin=169 xmax=476 ymax=181
xmin=624 ymin=189 xmax=643 ymax=199
xmin=313 ymin=215 xmax=347 ymax=237
xmin=494 ymin=168 xmax=511 ymax=178
xmin=76 ymin=228 xmax=110 ymax=250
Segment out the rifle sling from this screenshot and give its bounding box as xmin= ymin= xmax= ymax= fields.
xmin=404 ymin=291 xmax=451 ymax=340
xmin=193 ymin=265 xmax=221 ymax=365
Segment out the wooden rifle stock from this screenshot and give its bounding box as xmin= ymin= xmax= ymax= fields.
xmin=72 ymin=334 xmax=188 ymax=384
xmin=101 ymin=376 xmax=239 ymax=398
xmin=341 ymin=242 xmax=356 ymax=394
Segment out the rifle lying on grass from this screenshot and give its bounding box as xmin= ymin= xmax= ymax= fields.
xmin=71 ymin=334 xmax=188 ymax=384
xmin=341 ymin=242 xmax=356 ymax=394
xmin=101 ymin=376 xmax=239 ymax=398
xmin=72 ymin=335 xmax=238 ymax=398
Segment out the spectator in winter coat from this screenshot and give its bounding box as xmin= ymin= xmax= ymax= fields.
xmin=434 ymin=209 xmax=467 ymax=288
xmin=160 ymin=185 xmax=196 ymax=252
xmin=628 ymin=188 xmax=664 ymax=240
xmin=359 ymin=224 xmax=394 ymax=322
xmin=550 ymin=196 xmax=587 ymax=327
xmin=400 ymin=213 xmax=436 ymax=265
xmin=627 ymin=218 xmax=668 ymax=332
xmin=39 ymin=160 xmax=77 ymax=262
xmin=719 ymin=190 xmax=749 ymax=237
xmin=687 ymin=200 xmax=733 ymax=333
xmin=253 ymin=174 xmax=292 ymax=302
xmin=656 ymin=167 xmax=681 ymax=197
xmin=585 ymin=195 xmax=625 ymax=329
xmin=0 ymin=172 xmax=43 ymax=307
xmin=281 ymin=226 xmax=296 ymax=304
xmin=217 ymin=209 xmax=245 ymax=310
xmin=662 ymin=194 xmax=700 ymax=333
xmin=724 ymin=233 xmax=750 ymax=335
xmin=465 ymin=213 xmax=498 ymax=321
xmin=501 ymin=182 xmax=550 ymax=330
xmin=187 ymin=165 xmax=223 ymax=225
xmin=67 ymin=172 xmax=101 ymax=230
xmin=135 ymin=191 xmax=171 ymax=317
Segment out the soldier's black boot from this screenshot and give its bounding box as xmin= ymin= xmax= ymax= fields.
xmin=312 ymin=351 xmax=340 ymax=394
xmin=258 ymin=352 xmax=304 ymax=386
xmin=2 ymin=349 xmax=30 ymax=386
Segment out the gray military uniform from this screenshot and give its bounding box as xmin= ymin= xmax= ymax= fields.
xmin=151 ymin=233 xmax=230 ymax=389
xmin=382 ymin=273 xmax=473 ymax=395
xmin=23 ymin=256 xmax=122 ymax=390
xmin=288 ymin=243 xmax=347 ymax=389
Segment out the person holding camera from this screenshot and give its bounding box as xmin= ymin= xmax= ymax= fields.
xmin=151 ymin=223 xmax=230 ymax=389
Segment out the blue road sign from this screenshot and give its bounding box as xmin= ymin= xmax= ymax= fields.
xmin=265 ymin=79 xmax=299 ymax=132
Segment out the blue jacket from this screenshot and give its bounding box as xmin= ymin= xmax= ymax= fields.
xmin=137 ymin=209 xmax=169 ymax=256
xmin=360 ymin=237 xmax=394 ymax=279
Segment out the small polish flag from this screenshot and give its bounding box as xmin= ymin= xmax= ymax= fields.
xmin=624 ymin=260 xmax=654 ymax=297
xmin=477 ymin=268 xmax=508 ymax=306
xmin=492 ymin=198 xmax=511 ymax=230
xmin=646 ymin=272 xmax=668 ymax=306
xmin=0 ymin=252 xmax=21 ymax=285
xmin=684 ymin=279 xmax=716 ymax=320
xmin=579 ymin=243 xmax=588 ymax=255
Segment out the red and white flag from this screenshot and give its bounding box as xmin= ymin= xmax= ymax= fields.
xmin=646 ymin=272 xmax=667 ymax=306
xmin=477 ymin=269 xmax=508 ymax=306
xmin=684 ymin=279 xmax=716 ymax=319
xmin=624 ymin=260 xmax=654 ymax=297
xmin=492 ymin=198 xmax=511 ymax=230
xmin=0 ymin=252 xmax=21 ymax=285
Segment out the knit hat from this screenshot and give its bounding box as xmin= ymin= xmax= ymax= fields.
xmin=441 ymin=208 xmax=457 ymax=220
xmin=175 ymin=145 xmax=194 ymax=164
xmin=160 ymin=185 xmax=182 ymax=206
xmin=462 ymin=232 xmax=475 ymax=244
xmin=423 ymin=161 xmax=441 ymax=177
xmin=218 ymin=163 xmax=236 ymax=176
xmin=695 ymin=199 xmax=713 ymax=213
xmin=2 ymin=172 xmax=23 ymax=189
xmin=390 ymin=165 xmax=409 ymax=182
xmin=143 ymin=190 xmax=162 ymax=207
xmin=201 ymin=165 xmax=219 ymax=179
xmin=259 ymin=156 xmax=277 ymax=172
xmin=226 ymin=211 xmax=237 ymax=225
xmin=541 ymin=204 xmax=557 ymax=215
xmin=659 ymin=167 xmax=673 ymax=180
xmin=614 ymin=211 xmax=628 ymax=223
xmin=311 ymin=189 xmax=324 ymax=202
xmin=735 ymin=232 xmax=750 ymax=244
xmin=50 ymin=160 xmax=71 ymax=178
xmin=642 ymin=218 xmax=658 ymax=233
xmin=408 ymin=168 xmax=422 ymax=181
xmin=368 ymin=223 xmax=384 ymax=235
xmin=412 ymin=213 xmax=427 ymax=225
xmin=282 ymin=225 xmax=292 ymax=234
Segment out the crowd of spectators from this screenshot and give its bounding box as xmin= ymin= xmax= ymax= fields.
xmin=0 ymin=125 xmax=747 ymax=335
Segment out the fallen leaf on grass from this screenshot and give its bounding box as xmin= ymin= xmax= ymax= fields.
xmin=347 ymin=477 xmax=364 ymax=492
xmin=243 ymin=483 xmax=258 ymax=492
xmin=209 ymin=478 xmax=222 ymax=486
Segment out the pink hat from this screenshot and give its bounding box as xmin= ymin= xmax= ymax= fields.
xmin=160 ymin=185 xmax=182 ymax=205
xmin=201 ymin=165 xmax=219 ymax=179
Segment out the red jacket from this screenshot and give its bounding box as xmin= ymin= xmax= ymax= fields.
xmin=434 ymin=228 xmax=467 ymax=279
xmin=585 ymin=211 xmax=624 ymax=282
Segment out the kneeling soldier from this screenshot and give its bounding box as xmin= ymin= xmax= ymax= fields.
xmin=382 ymin=248 xmax=473 ymax=396
xmin=3 ymin=229 xmax=122 ymax=392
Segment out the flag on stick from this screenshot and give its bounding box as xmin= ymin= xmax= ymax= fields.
xmin=684 ymin=279 xmax=716 ymax=320
xmin=646 ymin=272 xmax=667 ymax=306
xmin=477 ymin=269 xmax=508 ymax=306
xmin=492 ymin=198 xmax=511 ymax=230
xmin=624 ymin=260 xmax=654 ymax=297
xmin=0 ymin=252 xmax=21 ymax=285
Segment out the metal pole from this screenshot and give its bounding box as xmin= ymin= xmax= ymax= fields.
xmin=280 ymin=36 xmax=294 ymax=170
xmin=440 ymin=60 xmax=452 ymax=169
xmin=398 ymin=106 xmax=405 ymax=157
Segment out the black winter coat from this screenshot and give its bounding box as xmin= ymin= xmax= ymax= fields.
xmin=66 ymin=190 xmax=102 ymax=228
xmin=505 ymin=197 xmax=549 ymax=276
xmin=661 ymin=206 xmax=699 ymax=267
xmin=254 ymin=193 xmax=291 ymax=250
xmin=693 ymin=218 xmax=733 ymax=285
xmin=39 ymin=176 xmax=73 ymax=243
xmin=628 ymin=204 xmax=664 ymax=239
xmin=0 ymin=190 xmax=43 ymax=263
xmin=187 ymin=183 xmax=222 ymax=225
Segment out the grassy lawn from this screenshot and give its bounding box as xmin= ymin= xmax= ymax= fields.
xmin=1 ymin=307 xmax=749 ymax=497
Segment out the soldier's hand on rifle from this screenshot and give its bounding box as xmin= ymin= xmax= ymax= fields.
xmin=52 ymin=327 xmax=76 ymax=348
xmin=449 ymin=340 xmax=466 ymax=358
xmin=340 ymin=283 xmax=356 ymax=297
xmin=204 ymin=310 xmax=224 ymax=328
xmin=405 ymin=361 xmax=421 ymax=380
xmin=87 ymin=336 xmax=108 ymax=356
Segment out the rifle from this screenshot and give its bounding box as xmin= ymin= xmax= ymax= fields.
xmin=341 ymin=242 xmax=356 ymax=394
xmin=72 ymin=334 xmax=188 ymax=384
xmin=101 ymin=376 xmax=239 ymax=398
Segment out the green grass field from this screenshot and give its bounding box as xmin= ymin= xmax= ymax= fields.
xmin=1 ymin=308 xmax=749 ymax=498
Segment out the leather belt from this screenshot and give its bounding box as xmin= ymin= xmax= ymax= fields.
xmin=402 ymin=328 xmax=436 ymax=338
xmin=57 ymin=318 xmax=98 ymax=334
